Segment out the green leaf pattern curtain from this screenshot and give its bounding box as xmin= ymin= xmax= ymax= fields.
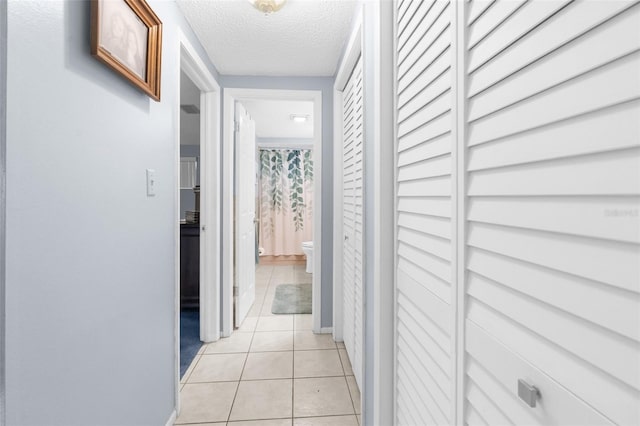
xmin=259 ymin=149 xmax=314 ymax=255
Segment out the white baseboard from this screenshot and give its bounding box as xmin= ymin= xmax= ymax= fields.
xmin=320 ymin=327 xmax=333 ymax=334
xmin=165 ymin=409 xmax=177 ymax=426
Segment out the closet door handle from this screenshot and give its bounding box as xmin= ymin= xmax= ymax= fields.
xmin=518 ymin=379 xmax=540 ymax=408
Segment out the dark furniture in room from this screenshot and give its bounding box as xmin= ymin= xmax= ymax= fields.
xmin=180 ymin=223 xmax=199 ymax=308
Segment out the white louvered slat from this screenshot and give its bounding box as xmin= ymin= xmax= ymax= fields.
xmin=467 ymin=100 xmax=640 ymax=169
xmin=468 ymin=0 xmax=526 ymax=49
xmin=467 ymin=196 xmax=640 ymax=244
xmin=465 ymin=404 xmax=489 ymax=426
xmin=467 ymin=0 xmax=495 ymax=26
xmin=397 ymin=196 xmax=452 ymax=219
xmin=395 ymin=1 xmax=456 ymax=424
xmin=468 ymin=1 xmax=639 ymax=97
xmin=467 ymin=0 xmax=572 ymax=73
xmin=342 ymin=54 xmax=364 ymax=390
xmin=398 ymin=132 xmax=452 ymax=164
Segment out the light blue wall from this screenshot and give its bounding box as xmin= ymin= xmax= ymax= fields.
xmin=0 ymin=0 xmax=6 ymax=422
xmin=221 ymin=76 xmax=334 ymax=328
xmin=5 ymin=1 xmax=218 ymax=424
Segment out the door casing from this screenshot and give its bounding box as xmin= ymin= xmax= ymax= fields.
xmin=173 ymin=28 xmax=221 ymax=419
xmin=222 ymin=88 xmax=323 ymax=336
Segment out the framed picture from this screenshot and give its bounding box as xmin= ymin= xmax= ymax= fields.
xmin=90 ymin=0 xmax=162 ymax=101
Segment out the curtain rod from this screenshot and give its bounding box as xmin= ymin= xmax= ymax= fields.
xmin=257 ymin=146 xmax=314 ymax=150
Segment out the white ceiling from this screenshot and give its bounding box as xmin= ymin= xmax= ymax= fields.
xmin=242 ymin=99 xmax=314 ymax=138
xmin=176 ymin=0 xmax=359 ymax=76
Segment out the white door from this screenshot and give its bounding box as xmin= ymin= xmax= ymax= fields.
xmin=392 ymin=1 xmax=640 ymax=425
xmin=234 ymin=102 xmax=256 ymax=327
xmin=461 ymin=1 xmax=640 ymax=424
xmin=394 ymin=1 xmax=456 ymax=423
xmin=342 ymin=55 xmax=364 ymax=388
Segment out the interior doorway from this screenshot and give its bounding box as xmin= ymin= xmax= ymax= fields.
xmin=243 ymin=99 xmax=316 ymax=323
xmin=173 ymin=30 xmax=222 ymax=419
xmin=222 ymin=89 xmax=323 ymax=336
xmin=178 ymin=71 xmax=202 ymax=377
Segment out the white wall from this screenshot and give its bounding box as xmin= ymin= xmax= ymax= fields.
xmin=5 ymin=1 xmax=218 ymax=424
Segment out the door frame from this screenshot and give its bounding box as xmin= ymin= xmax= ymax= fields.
xmin=174 ymin=28 xmax=221 ymax=415
xmin=362 ymin=1 xmax=395 ymax=425
xmin=332 ymin=9 xmax=362 ymax=345
xmin=222 ymin=88 xmax=323 ymax=336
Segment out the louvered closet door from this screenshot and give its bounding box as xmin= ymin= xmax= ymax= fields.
xmin=394 ymin=0 xmax=457 ymax=424
xmin=342 ymin=54 xmax=364 ymax=388
xmin=396 ymin=0 xmax=640 ymax=425
xmin=462 ymin=1 xmax=640 ymax=424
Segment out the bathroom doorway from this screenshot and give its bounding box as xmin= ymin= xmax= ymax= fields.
xmin=222 ymin=89 xmax=323 ymax=336
xmin=245 ymin=99 xmax=316 ymax=321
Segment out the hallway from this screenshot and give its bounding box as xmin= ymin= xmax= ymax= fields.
xmin=176 ymin=264 xmax=361 ymax=425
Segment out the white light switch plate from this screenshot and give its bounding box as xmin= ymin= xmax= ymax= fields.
xmin=146 ymin=169 xmax=156 ymax=196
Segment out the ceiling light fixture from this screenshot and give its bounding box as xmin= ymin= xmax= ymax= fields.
xmin=250 ymin=0 xmax=287 ymax=15
xmin=290 ymin=114 xmax=309 ymax=123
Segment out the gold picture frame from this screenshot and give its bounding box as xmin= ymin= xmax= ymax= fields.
xmin=90 ymin=0 xmax=162 ymax=101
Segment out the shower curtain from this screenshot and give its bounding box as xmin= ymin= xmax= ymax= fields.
xmin=259 ymin=149 xmax=313 ymax=256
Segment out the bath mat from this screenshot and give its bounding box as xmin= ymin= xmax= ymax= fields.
xmin=271 ymin=283 xmax=312 ymax=314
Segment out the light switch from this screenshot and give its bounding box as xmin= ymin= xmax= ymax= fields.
xmin=146 ymin=169 xmax=156 ymax=196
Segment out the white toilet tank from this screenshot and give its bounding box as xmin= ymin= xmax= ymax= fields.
xmin=302 ymin=241 xmax=313 ymax=274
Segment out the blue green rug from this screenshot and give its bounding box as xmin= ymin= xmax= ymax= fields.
xmin=271 ymin=283 xmax=312 ymax=314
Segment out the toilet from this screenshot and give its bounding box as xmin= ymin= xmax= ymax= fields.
xmin=302 ymin=241 xmax=313 ymax=273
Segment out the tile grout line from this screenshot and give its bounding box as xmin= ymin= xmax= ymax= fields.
xmin=225 ymin=326 xmax=256 ymax=423
xmin=284 ymin=266 xmax=295 ymax=422
xmin=344 ymin=374 xmax=358 ymax=419
xmin=181 ymin=349 xmax=204 ymax=385
xmin=335 ymin=344 xmax=348 ymax=377
xmin=292 ymin=316 xmax=296 ymax=422
xmin=335 ymin=341 xmax=359 ymax=418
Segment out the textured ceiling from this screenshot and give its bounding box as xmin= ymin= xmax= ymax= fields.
xmin=242 ymin=99 xmax=314 ymax=138
xmin=176 ymin=0 xmax=359 ymax=76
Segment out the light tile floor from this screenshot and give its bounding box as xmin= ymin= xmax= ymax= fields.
xmin=176 ymin=264 xmax=361 ymax=426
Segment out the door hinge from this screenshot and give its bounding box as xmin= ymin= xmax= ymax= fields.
xmin=234 ymin=121 xmax=240 ymax=132
xmin=233 ymin=286 xmax=238 ymax=297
